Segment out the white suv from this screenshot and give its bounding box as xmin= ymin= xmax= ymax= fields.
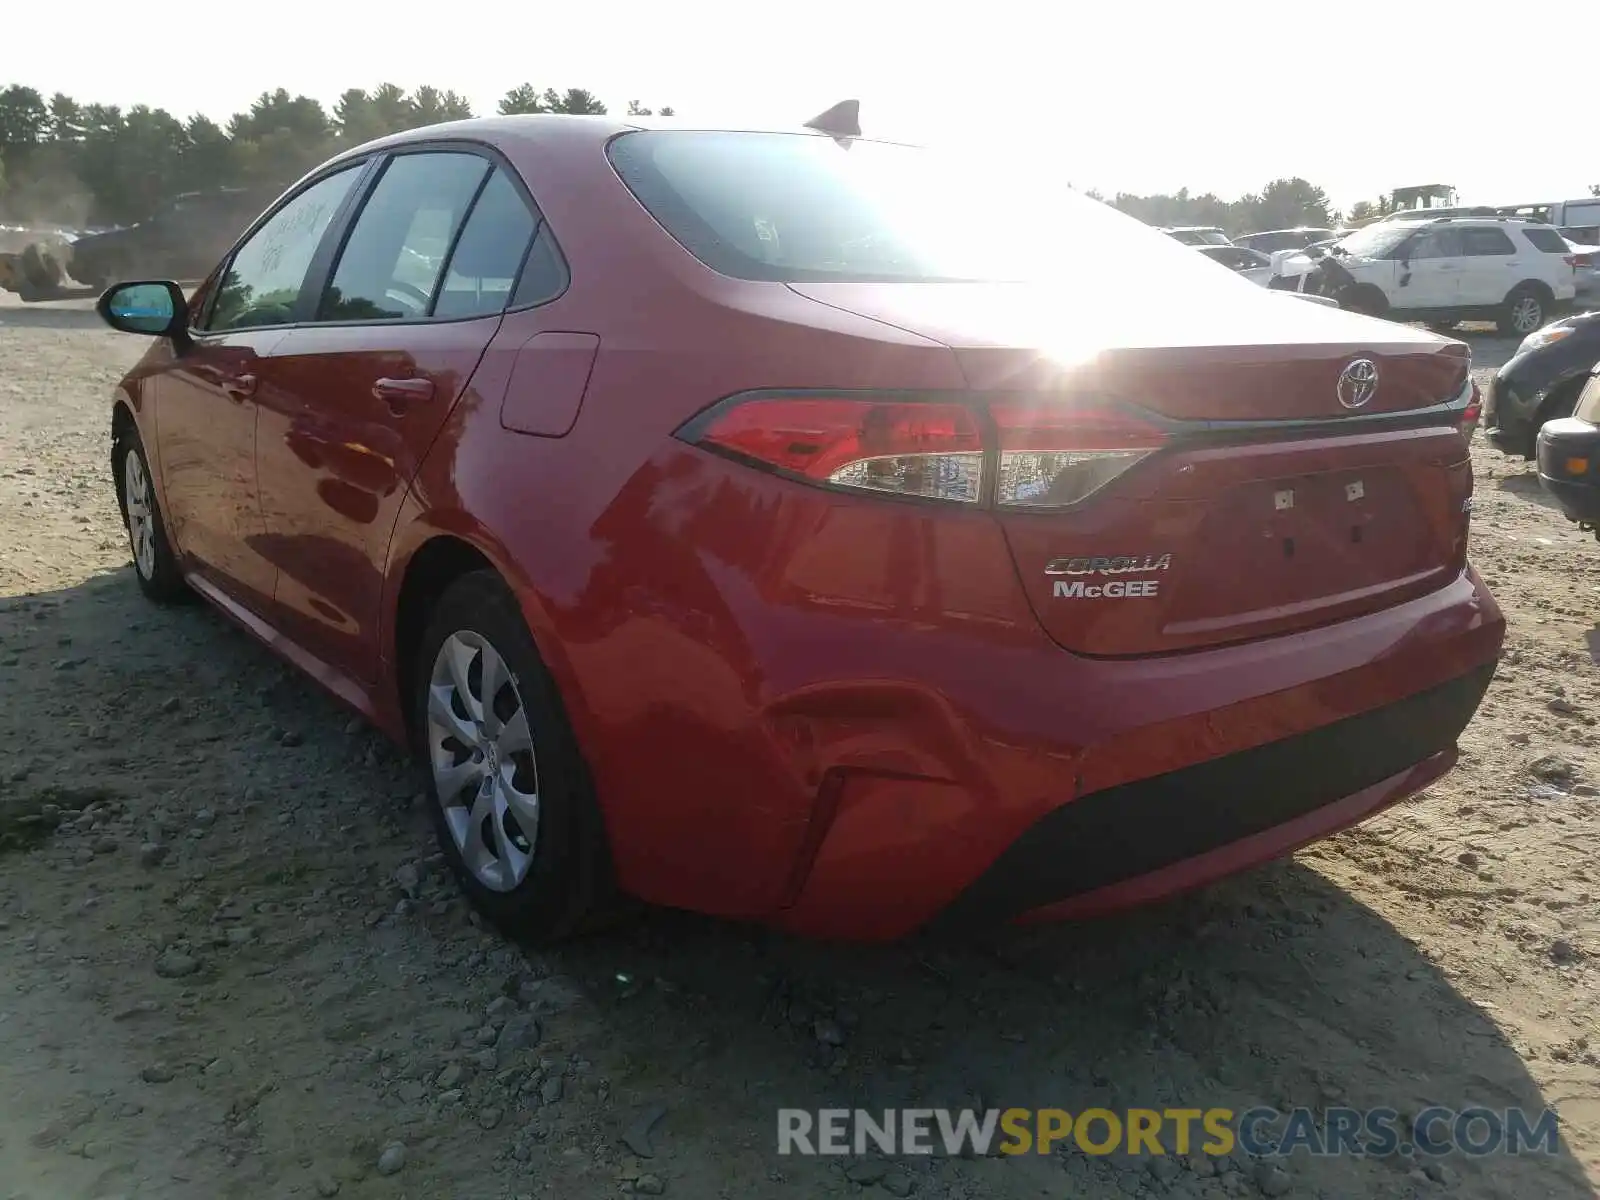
xmin=1279 ymin=217 xmax=1578 ymax=336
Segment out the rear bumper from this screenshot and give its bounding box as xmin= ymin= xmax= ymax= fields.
xmin=775 ymin=570 xmax=1503 ymax=940
xmin=1537 ymin=417 xmax=1600 ymax=523
xmin=934 ymin=667 xmax=1489 ymax=930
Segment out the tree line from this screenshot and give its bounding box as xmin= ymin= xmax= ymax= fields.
xmin=1103 ymin=180 xmax=1600 ymax=234
xmin=0 ymin=82 xmax=675 ymax=228
xmin=3 ymin=80 xmax=1593 ymax=235
xmin=1092 ymin=176 xmax=1338 ymax=236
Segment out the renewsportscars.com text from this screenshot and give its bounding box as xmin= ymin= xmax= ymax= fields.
xmin=777 ymin=1106 xmax=1561 ymax=1159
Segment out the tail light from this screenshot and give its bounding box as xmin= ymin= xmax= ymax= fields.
xmin=1460 ymin=381 xmax=1481 ymax=438
xmin=989 ymin=400 xmax=1170 ymax=507
xmin=679 ymin=393 xmax=1170 ymax=509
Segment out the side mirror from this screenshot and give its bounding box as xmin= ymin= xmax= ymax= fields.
xmin=96 ymin=280 xmax=188 ymax=338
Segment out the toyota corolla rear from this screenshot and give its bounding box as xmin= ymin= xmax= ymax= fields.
xmin=560 ymin=128 xmax=1505 ymax=940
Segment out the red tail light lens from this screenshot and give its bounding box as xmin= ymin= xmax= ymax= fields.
xmin=989 ymin=401 xmax=1171 ymax=507
xmin=688 ymin=396 xmax=985 ymax=503
xmin=682 ymin=394 xmax=1169 ymax=508
xmin=1460 ymin=381 xmax=1481 ymax=438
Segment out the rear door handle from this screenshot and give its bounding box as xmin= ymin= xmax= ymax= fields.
xmin=372 ymin=377 xmax=434 ymax=410
xmin=222 ymin=373 xmax=257 ymax=401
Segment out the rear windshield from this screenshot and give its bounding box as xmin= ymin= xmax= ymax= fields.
xmin=606 ymin=130 xmax=1237 ymax=285
xmin=1522 ymin=227 xmax=1570 ymax=254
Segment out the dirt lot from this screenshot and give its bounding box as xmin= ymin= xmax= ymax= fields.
xmin=1 ymin=295 xmax=1597 ymax=1200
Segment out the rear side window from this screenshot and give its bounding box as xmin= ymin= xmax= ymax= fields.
xmin=1462 ymin=228 xmax=1516 ymax=256
xmin=1522 ymin=227 xmax=1570 ymax=254
xmin=433 ymin=169 xmax=538 ymax=318
xmin=511 ymin=224 xmax=568 ymax=307
xmin=319 ymin=152 xmax=489 ymax=322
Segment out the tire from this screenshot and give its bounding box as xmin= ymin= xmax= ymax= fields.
xmin=1537 ymin=376 xmax=1586 ymax=429
xmin=412 ymin=570 xmax=611 ymax=942
xmin=113 ymin=425 xmax=188 ymax=603
xmin=1337 ymin=284 xmax=1388 ymax=318
xmin=1499 ymin=285 xmax=1548 ymax=337
xmin=19 ymin=242 xmax=64 ymax=292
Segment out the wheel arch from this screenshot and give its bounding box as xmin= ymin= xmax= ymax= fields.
xmin=1536 ymin=372 xmax=1591 ymax=426
xmin=1508 ymin=278 xmax=1555 ymax=304
xmin=110 ymin=392 xmax=146 ymax=523
xmin=383 ymin=512 xmax=580 ymax=749
xmin=1339 ymin=282 xmax=1390 ymax=317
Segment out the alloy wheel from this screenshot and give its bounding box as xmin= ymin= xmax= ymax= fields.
xmin=426 ymin=630 xmax=541 ymax=892
xmin=1512 ymin=296 xmax=1543 ymax=335
xmin=123 ymin=450 xmax=157 ymax=580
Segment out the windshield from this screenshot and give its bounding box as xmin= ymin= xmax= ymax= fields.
xmin=1332 ymin=223 xmax=1413 ymax=259
xmin=607 ymin=130 xmax=1251 ymax=287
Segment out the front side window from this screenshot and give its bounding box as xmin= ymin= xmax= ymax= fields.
xmin=1405 ymin=229 xmax=1463 ymax=260
xmin=318 ymin=152 xmax=491 ymax=322
xmin=206 ymin=166 xmax=362 ymax=332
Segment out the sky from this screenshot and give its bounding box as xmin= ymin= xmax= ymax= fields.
xmin=10 ymin=0 xmax=1594 ymax=213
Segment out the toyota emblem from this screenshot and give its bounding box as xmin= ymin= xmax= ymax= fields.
xmin=1337 ymin=358 xmax=1379 ymax=410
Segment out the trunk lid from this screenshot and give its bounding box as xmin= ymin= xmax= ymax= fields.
xmin=792 ymin=281 xmax=1474 ymax=656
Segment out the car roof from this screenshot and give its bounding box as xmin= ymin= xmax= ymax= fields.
xmin=1425 ymin=216 xmax=1532 ymax=228
xmin=329 ymin=113 xmax=895 ymax=161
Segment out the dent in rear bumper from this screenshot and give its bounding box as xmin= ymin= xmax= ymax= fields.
xmin=774 ymin=571 xmax=1503 ymax=941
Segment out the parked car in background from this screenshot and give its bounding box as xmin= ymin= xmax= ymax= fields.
xmin=1460 ymin=378 xmax=1483 ymax=443
xmin=92 ymin=112 xmax=1501 ymax=943
xmin=1564 ymin=237 xmax=1599 ymax=298
xmin=1496 ymin=197 xmax=1600 ymax=242
xmin=1194 ymin=243 xmax=1273 ymax=285
xmin=1235 ymin=227 xmax=1336 ymax=255
xmin=1161 ymin=226 xmax=1232 ymax=246
xmin=1276 ymin=217 xmax=1577 ymax=335
xmin=1484 ymin=309 xmax=1600 ymax=457
xmin=64 ymin=187 xmax=283 ymax=290
xmin=1535 ymin=368 xmax=1600 ymax=536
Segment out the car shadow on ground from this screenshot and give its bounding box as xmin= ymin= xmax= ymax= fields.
xmin=4 ymin=568 xmax=1595 ymax=1200
xmin=1497 ymin=471 xmax=1572 ymax=517
xmin=0 ymin=301 xmax=105 ymax=332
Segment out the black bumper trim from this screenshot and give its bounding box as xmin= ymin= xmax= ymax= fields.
xmin=1536 ymin=417 xmax=1600 ymax=523
xmin=933 ymin=664 xmax=1496 ymax=929
xmin=1537 ymin=475 xmax=1600 ymax=523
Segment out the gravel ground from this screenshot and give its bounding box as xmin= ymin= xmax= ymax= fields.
xmin=1 ymin=296 xmax=1597 ymax=1200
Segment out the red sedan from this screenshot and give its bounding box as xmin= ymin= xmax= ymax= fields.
xmin=97 ymin=113 xmax=1504 ymax=941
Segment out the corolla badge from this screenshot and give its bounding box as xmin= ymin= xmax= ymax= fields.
xmin=1045 ymin=553 xmax=1172 ymax=600
xmin=1337 ymin=358 xmax=1380 ymax=410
